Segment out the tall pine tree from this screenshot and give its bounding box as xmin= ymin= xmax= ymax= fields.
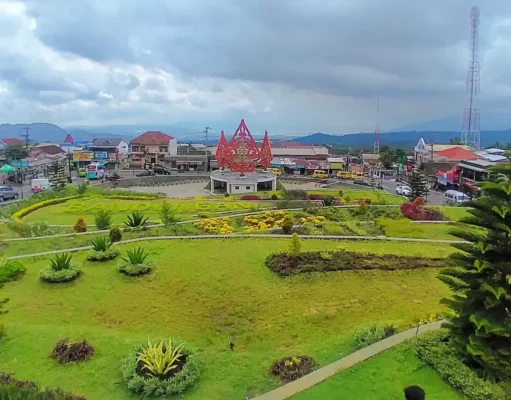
xmin=48 ymin=162 xmax=67 ymax=189
xmin=408 ymin=169 xmax=429 ymax=201
xmin=439 ymin=164 xmax=511 ymax=380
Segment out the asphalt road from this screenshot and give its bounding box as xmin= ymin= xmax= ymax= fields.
xmin=379 ymin=179 xmax=445 ymax=205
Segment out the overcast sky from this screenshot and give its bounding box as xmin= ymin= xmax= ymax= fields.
xmin=0 ymin=0 xmax=510 ymax=134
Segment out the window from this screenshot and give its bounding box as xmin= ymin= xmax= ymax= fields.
xmin=159 ymin=146 xmax=168 ymax=152
xmin=132 ymin=146 xmax=140 ymax=152
xmin=235 ymin=186 xmax=239 ymax=190
xmin=246 ymin=186 xmax=250 ymax=190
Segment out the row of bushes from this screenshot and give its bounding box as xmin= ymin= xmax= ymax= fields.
xmin=11 ymin=196 xmax=78 ymax=220
xmin=265 ymin=249 xmax=447 ymax=276
xmin=0 ymin=373 xmax=85 ymax=400
xmin=416 ymin=330 xmax=511 ymax=400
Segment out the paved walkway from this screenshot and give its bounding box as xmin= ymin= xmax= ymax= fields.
xmin=253 ymin=321 xmax=443 ymax=400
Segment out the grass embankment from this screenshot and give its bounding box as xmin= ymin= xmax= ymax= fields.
xmin=0 ymin=239 xmax=454 ymax=400
xmin=292 ymin=341 xmax=462 ymax=400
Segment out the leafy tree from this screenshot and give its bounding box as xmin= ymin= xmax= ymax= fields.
xmin=408 ymin=169 xmax=429 ymax=202
xmin=438 ymin=164 xmax=511 ymax=380
xmin=2 ymin=145 xmax=27 ymax=161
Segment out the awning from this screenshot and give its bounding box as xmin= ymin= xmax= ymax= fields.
xmin=0 ymin=164 xmax=14 ymax=173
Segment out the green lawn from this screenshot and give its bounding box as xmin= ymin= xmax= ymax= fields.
xmin=292 ymin=341 xmax=462 ymax=400
xmin=0 ymin=238 xmax=454 ymax=400
xmin=378 ymin=218 xmax=458 ymax=240
xmin=434 ymin=206 xmax=471 ymax=222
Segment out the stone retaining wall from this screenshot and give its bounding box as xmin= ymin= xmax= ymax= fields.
xmin=94 ymin=176 xmax=209 ymax=189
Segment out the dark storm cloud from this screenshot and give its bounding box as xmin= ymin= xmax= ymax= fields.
xmin=23 ymin=0 xmax=511 ymax=98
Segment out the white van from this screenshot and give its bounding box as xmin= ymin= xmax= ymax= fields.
xmin=31 ymin=178 xmax=51 ymax=192
xmin=444 ymin=190 xmax=470 ymax=205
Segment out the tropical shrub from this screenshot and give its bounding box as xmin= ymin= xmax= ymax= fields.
xmin=109 ymin=227 xmax=122 ymax=243
xmin=401 ymin=197 xmax=445 ymax=221
xmin=87 ymin=237 xmax=119 ymax=262
xmin=0 ymin=372 xmax=86 ymax=399
xmin=118 ymin=248 xmax=152 ymax=276
xmin=120 ymin=338 xmax=200 ymax=397
xmin=288 ymin=233 xmax=301 ymax=257
xmin=40 ymin=254 xmax=81 ymax=283
xmin=160 ymin=202 xmax=180 ymax=227
xmin=240 ymin=195 xmax=261 ymax=200
xmin=75 ymin=182 xmax=88 ymax=196
xmin=271 ymin=355 xmax=316 ymax=382
xmin=125 ymin=211 xmax=149 ymax=228
xmin=224 ymin=193 xmax=230 ymax=198
xmin=265 ymin=250 xmax=446 ymax=277
xmin=353 ymin=324 xmax=397 ymax=349
xmin=52 ymin=339 xmax=94 ymax=364
xmin=438 ymin=164 xmax=511 ymax=381
xmin=416 ymin=330 xmax=510 ymax=400
xmin=281 ymin=216 xmax=294 ymax=234
xmin=0 ymin=259 xmax=25 ymax=282
xmin=94 ymin=209 xmax=112 ymax=230
xmin=73 ymin=217 xmax=87 ymax=233
xmin=6 ymin=220 xmax=60 ymax=238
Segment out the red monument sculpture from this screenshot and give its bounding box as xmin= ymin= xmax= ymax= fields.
xmin=215 ymin=119 xmax=272 ymax=174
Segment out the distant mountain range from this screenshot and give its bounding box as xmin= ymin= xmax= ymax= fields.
xmin=0 ymin=122 xmax=510 ymax=150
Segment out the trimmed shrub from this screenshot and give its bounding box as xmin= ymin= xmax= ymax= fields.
xmin=271 ymin=194 xmax=279 ymax=200
xmin=73 ymin=218 xmax=87 ymax=233
xmin=87 ymin=248 xmax=119 ymax=262
xmin=416 ymin=330 xmax=510 ymax=400
xmin=353 ymin=324 xmax=396 ymax=349
xmin=52 ymin=339 xmax=94 ymax=364
xmin=10 ymin=196 xmax=78 ymax=220
xmin=265 ymin=250 xmax=447 ymax=277
xmin=271 ymin=356 xmax=316 ymax=382
xmin=40 ymin=254 xmax=81 ymax=283
xmin=240 ymin=195 xmax=261 ymax=200
xmin=288 ymin=233 xmax=301 ymax=257
xmin=109 ymin=227 xmax=122 ymax=243
xmin=0 ymin=372 xmax=86 ymax=399
xmin=281 ymin=216 xmax=294 ymax=234
xmin=118 ymin=248 xmax=153 ymax=276
xmin=0 ymin=259 xmax=25 ymax=282
xmin=94 ymin=209 xmax=112 ymax=230
xmin=120 ymin=339 xmax=200 ymax=398
xmin=224 ymin=193 xmax=230 ymax=198
xmin=283 ymin=189 xmax=308 ymax=200
xmin=7 ymin=221 xmax=60 ymax=238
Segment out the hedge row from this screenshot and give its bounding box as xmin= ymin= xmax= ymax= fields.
xmin=0 ymin=372 xmax=86 ymax=399
xmin=416 ymin=330 xmax=511 ymax=400
xmin=265 ymin=249 xmax=448 ymax=276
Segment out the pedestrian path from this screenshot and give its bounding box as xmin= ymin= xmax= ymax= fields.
xmin=253 ymin=321 xmax=442 ymax=400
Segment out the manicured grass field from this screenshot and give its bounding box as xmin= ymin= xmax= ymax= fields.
xmin=378 ymin=218 xmax=459 ymax=240
xmin=0 ymin=238 xmax=454 ymax=400
xmin=433 ymin=206 xmax=471 ymax=221
xmin=292 ymin=341 xmax=462 ymax=400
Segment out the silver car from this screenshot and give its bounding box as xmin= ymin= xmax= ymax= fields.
xmin=0 ymin=185 xmax=19 ymax=201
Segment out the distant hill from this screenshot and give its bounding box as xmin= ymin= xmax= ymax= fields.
xmin=291 ymin=130 xmax=511 ymax=149
xmin=0 ymin=123 xmax=68 ymax=143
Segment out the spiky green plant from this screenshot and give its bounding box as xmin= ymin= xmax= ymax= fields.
xmin=94 ymin=209 xmax=112 ymax=230
xmin=438 ymin=163 xmax=511 ymax=381
xmin=124 ymin=211 xmax=149 ymax=228
xmin=90 ymin=236 xmax=112 ymax=252
xmin=136 ymin=338 xmax=185 ymax=378
xmin=160 ymin=202 xmax=180 ymax=227
xmin=122 ymin=247 xmax=149 ymax=265
xmin=49 ymin=253 xmax=73 ymax=271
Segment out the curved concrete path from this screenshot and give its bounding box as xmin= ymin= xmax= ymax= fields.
xmin=253 ymin=321 xmax=442 ymax=400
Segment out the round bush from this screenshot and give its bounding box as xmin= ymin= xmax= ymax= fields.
xmin=87 ymin=249 xmax=120 ymax=262
xmin=0 ymin=260 xmax=25 ymax=281
xmin=118 ymin=262 xmax=153 ymax=276
xmin=52 ymin=339 xmax=94 ymax=364
xmin=120 ymin=344 xmax=200 ymax=397
xmin=271 ymin=355 xmax=316 ymax=382
xmin=40 ymin=264 xmax=81 ymax=283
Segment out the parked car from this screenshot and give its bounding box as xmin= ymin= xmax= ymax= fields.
xmin=0 ymin=185 xmax=18 ymax=201
xmin=444 ymin=190 xmax=470 ymax=205
xmin=153 ymin=166 xmax=171 ymax=175
xmin=353 ymin=179 xmax=370 ymax=186
xmin=135 ymin=170 xmax=154 ymax=177
xmin=78 ymin=167 xmax=87 ymax=178
xmin=395 ymin=185 xmax=412 ymax=196
xmin=31 ymin=178 xmax=51 ymax=192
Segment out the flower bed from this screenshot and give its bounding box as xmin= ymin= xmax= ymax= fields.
xmin=52 ymin=339 xmax=94 ymax=364
xmin=401 ymin=197 xmax=445 ymax=221
xmin=265 ymin=249 xmax=447 ymax=276
xmin=240 ymin=195 xmax=261 ymax=200
xmin=243 ymin=210 xmax=287 ymax=232
xmin=193 ymin=217 xmax=234 ymax=234
xmin=271 ymin=355 xmax=316 ymax=382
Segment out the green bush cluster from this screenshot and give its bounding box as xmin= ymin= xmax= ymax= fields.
xmin=109 ymin=227 xmax=122 ymax=243
xmin=265 ymin=250 xmax=447 ymax=277
xmin=118 ymin=248 xmax=153 ymax=276
xmin=94 ymin=209 xmax=112 ymax=230
xmin=353 ymin=324 xmax=397 ymax=349
xmin=40 ymin=254 xmax=81 ymax=283
xmin=6 ymin=221 xmax=61 ymax=238
xmin=0 ymin=372 xmax=86 ymax=399
xmin=416 ymin=330 xmax=510 ymax=400
xmin=282 ymin=189 xmax=309 ymax=200
xmin=0 ymin=259 xmax=25 ymax=282
xmin=87 ymin=237 xmax=119 ymax=262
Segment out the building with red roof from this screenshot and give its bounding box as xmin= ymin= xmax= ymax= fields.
xmin=129 ymin=131 xmax=177 ymax=166
xmin=435 ymin=146 xmax=481 ymax=161
xmin=0 ymin=138 xmax=25 ymax=147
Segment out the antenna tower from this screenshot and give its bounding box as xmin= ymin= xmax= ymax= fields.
xmin=21 ymin=127 xmax=30 ymax=151
xmin=373 ymin=94 xmax=380 ymax=154
xmin=461 ymin=6 xmax=480 ymax=149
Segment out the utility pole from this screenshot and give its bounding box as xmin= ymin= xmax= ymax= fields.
xmin=429 ymin=135 xmax=436 ymax=162
xmin=21 ymin=127 xmax=30 ymax=152
xmin=204 ymin=127 xmax=211 ymax=172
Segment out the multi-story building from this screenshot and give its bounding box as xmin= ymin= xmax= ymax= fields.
xmin=89 ymin=138 xmax=129 ymax=169
xmin=129 ymin=131 xmax=177 ymax=168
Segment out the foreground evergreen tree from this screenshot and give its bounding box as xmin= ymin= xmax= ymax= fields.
xmin=439 ymin=164 xmax=511 ymax=381
xmin=408 ymin=169 xmax=429 ymax=201
xmin=48 ymin=162 xmax=67 ymax=189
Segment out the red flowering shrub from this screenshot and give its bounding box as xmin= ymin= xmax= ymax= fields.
xmin=308 ymin=194 xmax=324 ymax=200
xmin=401 ymin=198 xmax=445 ymax=221
xmin=413 ymin=197 xmax=425 ymax=207
xmin=240 ymin=195 xmax=261 ymax=200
